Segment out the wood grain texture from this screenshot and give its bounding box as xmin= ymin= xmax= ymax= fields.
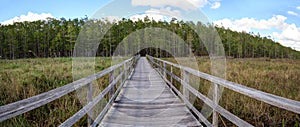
xmin=98 ymin=57 xmax=202 ymax=127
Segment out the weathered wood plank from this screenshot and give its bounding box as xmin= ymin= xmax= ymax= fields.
xmin=92 ymin=68 xmax=132 ymax=127
xmin=161 ymin=73 xmax=213 ymax=127
xmin=59 ymin=59 xmax=136 ymax=127
xmin=59 ymin=61 xmax=133 ymax=127
xmin=149 ymin=56 xmax=253 ymax=127
xmin=99 ymin=57 xmax=202 ymax=127
xmin=171 ymin=72 xmax=252 ymax=127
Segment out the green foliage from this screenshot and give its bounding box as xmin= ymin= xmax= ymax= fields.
xmin=0 ymin=17 xmax=299 ymax=59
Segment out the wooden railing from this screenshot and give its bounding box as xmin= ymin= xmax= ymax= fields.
xmin=147 ymin=55 xmax=300 ymax=127
xmin=0 ymin=55 xmax=140 ymax=126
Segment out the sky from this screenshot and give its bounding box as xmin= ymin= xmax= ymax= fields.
xmin=1 ymin=0 xmax=300 ymax=51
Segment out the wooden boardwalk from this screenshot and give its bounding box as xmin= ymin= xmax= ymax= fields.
xmin=99 ymin=57 xmax=201 ymax=126
xmin=1 ymin=55 xmax=299 ymax=127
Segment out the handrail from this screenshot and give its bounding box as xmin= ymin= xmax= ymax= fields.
xmin=59 ymin=62 xmax=132 ymax=126
xmin=147 ymin=55 xmax=300 ymax=127
xmin=0 ymin=55 xmax=139 ymax=125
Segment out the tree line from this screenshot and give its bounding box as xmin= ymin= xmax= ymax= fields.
xmin=0 ymin=17 xmax=299 ymax=59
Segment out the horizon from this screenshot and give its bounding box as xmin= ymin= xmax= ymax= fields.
xmin=1 ymin=0 xmax=300 ymax=51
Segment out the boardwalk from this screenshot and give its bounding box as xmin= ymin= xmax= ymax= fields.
xmin=99 ymin=57 xmax=201 ymax=126
xmin=1 ymin=56 xmax=299 ymax=127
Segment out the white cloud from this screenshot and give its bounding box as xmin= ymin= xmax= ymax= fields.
xmin=214 ymin=15 xmax=300 ymax=51
xmin=187 ymin=0 xmax=209 ymax=8
xmin=131 ymin=0 xmax=209 ymax=10
xmin=1 ymin=12 xmax=54 ymax=25
xmin=130 ymin=13 xmax=170 ymax=22
xmin=130 ymin=7 xmax=181 ymax=22
xmin=287 ymin=11 xmax=298 ymax=16
xmin=297 ymin=6 xmax=300 ymax=10
xmin=145 ymin=7 xmax=182 ymax=18
xmin=210 ymin=2 xmax=221 ymax=9
xmin=214 ymin=15 xmax=288 ymax=32
xmin=273 ymin=24 xmax=300 ymax=42
xmin=102 ymin=16 xmax=121 ymax=22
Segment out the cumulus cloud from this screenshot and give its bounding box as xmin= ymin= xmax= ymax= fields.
xmin=214 ymin=15 xmax=300 ymax=51
xmin=287 ymin=11 xmax=298 ymax=16
xmin=273 ymin=24 xmax=300 ymax=42
xmin=103 ymin=16 xmax=121 ymax=22
xmin=214 ymin=15 xmax=288 ymax=32
xmin=130 ymin=7 xmax=181 ymax=22
xmin=145 ymin=7 xmax=182 ymax=18
xmin=210 ymin=2 xmax=221 ymax=9
xmin=130 ymin=13 xmax=171 ymax=22
xmin=1 ymin=12 xmax=54 ymax=25
xmin=297 ymin=6 xmax=300 ymax=10
xmin=131 ymin=0 xmax=209 ymax=10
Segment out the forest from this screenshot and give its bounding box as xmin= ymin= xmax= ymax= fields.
xmin=0 ymin=17 xmax=299 ymax=59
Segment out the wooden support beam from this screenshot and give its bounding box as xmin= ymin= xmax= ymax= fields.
xmin=213 ymin=83 xmax=220 ymax=127
xmin=183 ymin=70 xmax=190 ymax=101
xmin=87 ymin=82 xmax=93 ymax=127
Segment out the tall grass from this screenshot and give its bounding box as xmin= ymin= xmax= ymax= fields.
xmin=164 ymin=57 xmax=300 ymax=126
xmin=1 ymin=57 xmax=299 ymax=126
xmin=0 ymin=57 xmax=112 ymax=127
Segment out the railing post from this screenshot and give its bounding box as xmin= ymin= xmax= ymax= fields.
xmin=213 ymin=83 xmax=219 ymax=127
xmin=124 ymin=63 xmax=127 ymax=80
xmin=87 ymin=82 xmax=93 ymax=126
xmin=109 ymin=70 xmax=115 ymax=100
xmin=163 ymin=62 xmax=166 ymax=78
xmin=183 ymin=70 xmax=189 ymax=101
xmin=170 ymin=65 xmax=173 ymax=84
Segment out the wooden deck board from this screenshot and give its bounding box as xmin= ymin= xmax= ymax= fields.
xmin=98 ymin=57 xmax=202 ymax=127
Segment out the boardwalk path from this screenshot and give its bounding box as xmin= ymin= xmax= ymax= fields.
xmin=99 ymin=57 xmax=201 ymax=126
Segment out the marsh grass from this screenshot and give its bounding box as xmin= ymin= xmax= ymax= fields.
xmin=163 ymin=57 xmax=300 ymax=126
xmin=0 ymin=57 xmax=112 ymax=127
xmin=1 ymin=57 xmax=299 ymax=126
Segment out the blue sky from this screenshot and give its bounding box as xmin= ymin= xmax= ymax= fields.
xmin=1 ymin=0 xmax=300 ymax=50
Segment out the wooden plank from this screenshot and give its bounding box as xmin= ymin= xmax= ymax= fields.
xmin=99 ymin=57 xmax=202 ymax=127
xmin=150 ymin=59 xmax=211 ymax=126
xmin=92 ymin=65 xmax=133 ymax=127
xmin=59 ymin=64 xmax=129 ymax=127
xmin=159 ymin=62 xmax=253 ymax=127
xmin=149 ymin=57 xmax=253 ymax=127
xmin=161 ymin=72 xmax=212 ymax=127
xmin=149 ymin=56 xmax=300 ymax=114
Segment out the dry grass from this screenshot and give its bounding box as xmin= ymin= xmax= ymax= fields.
xmin=164 ymin=57 xmax=300 ymax=126
xmin=1 ymin=57 xmax=299 ymax=126
xmin=0 ymin=57 xmax=112 ymax=127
